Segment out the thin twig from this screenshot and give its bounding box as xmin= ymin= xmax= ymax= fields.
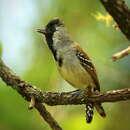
xmin=28 ymin=96 xmax=35 ymax=109
xmin=112 ymin=46 xmax=130 ymax=61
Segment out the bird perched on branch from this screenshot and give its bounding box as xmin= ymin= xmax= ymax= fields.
xmin=37 ymin=18 xmax=106 ymax=123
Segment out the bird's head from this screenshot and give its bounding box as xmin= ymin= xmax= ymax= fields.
xmin=37 ymin=18 xmax=64 ymax=36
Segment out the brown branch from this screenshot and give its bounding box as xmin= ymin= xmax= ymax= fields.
xmin=100 ymin=0 xmax=130 ymax=41
xmin=38 ymin=88 xmax=130 ymax=105
xmin=1 ymin=55 xmax=130 ymax=128
xmin=112 ymin=46 xmax=130 ymax=61
xmin=35 ymin=103 xmax=62 ymax=130
xmin=1 ymin=57 xmax=130 ymax=106
xmin=0 ymin=58 xmax=62 ymax=130
xmin=100 ymin=0 xmax=130 ymax=61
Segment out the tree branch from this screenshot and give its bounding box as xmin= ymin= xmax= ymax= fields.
xmin=1 ymin=57 xmax=130 ymax=106
xmin=112 ymin=46 xmax=130 ymax=61
xmin=35 ymin=103 xmax=62 ymax=130
xmin=0 ymin=58 xmax=62 ymax=130
xmin=1 ymin=54 xmax=130 ymax=130
xmin=100 ymin=0 xmax=130 ymax=40
xmin=100 ymin=0 xmax=130 ymax=61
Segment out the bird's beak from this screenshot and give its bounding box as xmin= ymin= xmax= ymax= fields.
xmin=37 ymin=28 xmax=46 ymax=34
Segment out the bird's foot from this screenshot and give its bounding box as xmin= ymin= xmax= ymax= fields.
xmin=71 ymin=89 xmax=82 ymax=95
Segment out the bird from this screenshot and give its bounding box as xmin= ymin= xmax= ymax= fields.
xmin=37 ymin=18 xmax=106 ymax=123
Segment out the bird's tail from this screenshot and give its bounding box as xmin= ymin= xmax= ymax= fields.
xmin=86 ymin=103 xmax=94 ymax=123
xmin=94 ymin=103 xmax=106 ymax=118
xmin=86 ymin=103 xmax=106 ymax=123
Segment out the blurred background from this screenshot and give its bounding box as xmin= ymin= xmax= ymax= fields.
xmin=0 ymin=0 xmax=130 ymax=130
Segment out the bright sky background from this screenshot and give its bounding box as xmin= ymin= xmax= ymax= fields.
xmin=0 ymin=0 xmax=50 ymax=74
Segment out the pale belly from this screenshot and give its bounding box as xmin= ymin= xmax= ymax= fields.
xmin=58 ymin=61 xmax=94 ymax=89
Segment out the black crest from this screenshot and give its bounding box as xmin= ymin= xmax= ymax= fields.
xmin=45 ymin=18 xmax=64 ymax=35
xmin=46 ymin=18 xmax=63 ymax=28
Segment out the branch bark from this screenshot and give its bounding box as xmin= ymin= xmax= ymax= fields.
xmin=35 ymin=103 xmax=62 ymax=130
xmin=0 ymin=58 xmax=62 ymax=130
xmin=0 ymin=57 xmax=130 ymax=107
xmin=100 ymin=0 xmax=130 ymax=61
xmin=1 ymin=54 xmax=130 ymax=129
xmin=112 ymin=46 xmax=130 ymax=61
xmin=100 ymin=0 xmax=130 ymax=41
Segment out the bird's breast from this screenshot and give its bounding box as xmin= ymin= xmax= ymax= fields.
xmin=57 ymin=53 xmax=94 ymax=89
